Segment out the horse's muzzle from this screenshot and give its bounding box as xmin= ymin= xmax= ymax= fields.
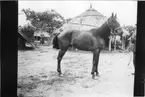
xmin=115 ymin=27 xmax=123 ymax=35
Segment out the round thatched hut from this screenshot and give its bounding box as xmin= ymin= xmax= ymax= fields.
xmin=69 ymin=4 xmax=107 ymax=29
xmin=54 ymin=4 xmax=107 ymax=33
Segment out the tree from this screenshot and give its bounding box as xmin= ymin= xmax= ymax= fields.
xmin=122 ymin=25 xmax=137 ymax=50
xmin=18 ymin=24 xmax=36 ymax=49
xmin=22 ymin=9 xmax=65 ymax=35
xmin=19 ymin=24 xmax=36 ymax=41
xmin=122 ymin=25 xmax=136 ymax=34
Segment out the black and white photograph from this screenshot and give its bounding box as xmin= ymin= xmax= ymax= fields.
xmin=18 ymin=1 xmax=137 ymax=97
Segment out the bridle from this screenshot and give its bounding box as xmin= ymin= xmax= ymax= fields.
xmin=107 ymin=18 xmax=122 ymax=35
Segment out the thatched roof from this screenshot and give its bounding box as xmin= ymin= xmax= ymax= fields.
xmin=78 ymin=7 xmax=105 ymax=17
xmin=54 ymin=5 xmax=107 ymax=33
xmin=70 ymin=4 xmax=107 ymax=27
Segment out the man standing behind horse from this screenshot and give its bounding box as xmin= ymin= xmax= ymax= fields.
xmin=131 ymin=31 xmax=136 ymax=71
xmin=128 ymin=29 xmax=136 ymax=74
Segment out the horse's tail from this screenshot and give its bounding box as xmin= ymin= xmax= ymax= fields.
xmin=52 ymin=33 xmax=60 ymax=49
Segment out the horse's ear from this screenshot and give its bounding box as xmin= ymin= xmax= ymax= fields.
xmin=115 ymin=13 xmax=117 ymax=18
xmin=112 ymin=13 xmax=114 ymax=18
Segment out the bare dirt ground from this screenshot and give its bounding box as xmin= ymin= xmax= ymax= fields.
xmin=18 ymin=46 xmax=134 ymax=97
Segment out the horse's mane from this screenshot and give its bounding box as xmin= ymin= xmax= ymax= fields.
xmin=89 ymin=21 xmax=111 ymax=47
xmin=90 ymin=21 xmax=110 ymax=36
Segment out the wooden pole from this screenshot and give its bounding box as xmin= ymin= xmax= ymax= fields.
xmin=114 ymin=35 xmax=116 ymax=51
xmin=123 ymin=42 xmax=125 ymax=50
xmin=121 ymin=37 xmax=124 ymax=50
xmin=109 ymin=35 xmax=112 ymax=51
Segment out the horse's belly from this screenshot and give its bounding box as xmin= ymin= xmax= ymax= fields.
xmin=71 ymin=34 xmax=95 ymax=51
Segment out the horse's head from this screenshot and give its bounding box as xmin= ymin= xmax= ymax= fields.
xmin=107 ymin=13 xmax=123 ymax=35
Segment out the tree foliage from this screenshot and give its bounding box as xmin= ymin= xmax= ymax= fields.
xmin=122 ymin=25 xmax=136 ymax=34
xmin=19 ymin=24 xmax=36 ymax=41
xmin=22 ymin=9 xmax=65 ymax=34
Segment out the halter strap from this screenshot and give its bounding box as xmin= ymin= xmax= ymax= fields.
xmin=107 ymin=19 xmax=113 ymax=35
xmin=114 ymin=26 xmax=121 ymax=31
xmin=107 ymin=19 xmax=121 ymax=35
xmin=107 ymin=19 xmax=112 ymax=30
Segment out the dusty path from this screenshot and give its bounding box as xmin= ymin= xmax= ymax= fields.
xmin=18 ymin=46 xmax=134 ymax=97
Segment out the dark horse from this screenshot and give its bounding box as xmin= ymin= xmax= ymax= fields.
xmin=53 ymin=13 xmax=123 ymax=79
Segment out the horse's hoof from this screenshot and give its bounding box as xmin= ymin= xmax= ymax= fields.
xmin=96 ymin=72 xmax=99 ymax=77
xmin=58 ymin=73 xmax=62 ymax=77
xmin=96 ymin=75 xmax=100 ymax=77
xmin=92 ymin=74 xmax=95 ymax=79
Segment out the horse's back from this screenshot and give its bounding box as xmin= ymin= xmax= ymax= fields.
xmin=58 ymin=29 xmax=79 ymax=42
xmin=57 ymin=29 xmax=80 ymax=49
xmin=71 ymin=30 xmax=104 ymax=51
xmin=57 ymin=29 xmax=105 ymax=51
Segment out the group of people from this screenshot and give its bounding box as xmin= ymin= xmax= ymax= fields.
xmin=40 ymin=34 xmax=45 ymax=45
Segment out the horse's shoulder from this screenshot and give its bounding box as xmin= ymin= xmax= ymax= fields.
xmin=90 ymin=28 xmax=98 ymax=32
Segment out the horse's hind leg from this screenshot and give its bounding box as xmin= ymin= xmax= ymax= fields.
xmin=91 ymin=49 xmax=100 ymax=79
xmin=57 ymin=49 xmax=67 ymax=76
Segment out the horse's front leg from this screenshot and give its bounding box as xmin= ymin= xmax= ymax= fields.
xmin=57 ymin=49 xmax=67 ymax=76
xmin=91 ymin=49 xmax=100 ymax=79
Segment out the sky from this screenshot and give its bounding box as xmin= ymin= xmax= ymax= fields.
xmin=19 ymin=1 xmax=137 ymax=26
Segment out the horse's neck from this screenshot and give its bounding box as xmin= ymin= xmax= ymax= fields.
xmin=91 ymin=21 xmax=111 ymax=47
xmin=93 ymin=21 xmax=111 ymax=39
